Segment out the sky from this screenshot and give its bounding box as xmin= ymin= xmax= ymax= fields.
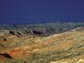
xmin=0 ymin=0 xmax=84 ymax=24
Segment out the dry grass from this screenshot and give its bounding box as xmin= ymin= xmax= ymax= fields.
xmin=0 ymin=31 xmax=84 ymax=63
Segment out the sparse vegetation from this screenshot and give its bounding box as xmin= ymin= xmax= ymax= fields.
xmin=0 ymin=22 xmax=84 ymax=36
xmin=0 ymin=22 xmax=84 ymax=63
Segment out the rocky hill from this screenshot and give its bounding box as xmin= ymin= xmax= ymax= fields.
xmin=0 ymin=22 xmax=84 ymax=36
xmin=0 ymin=23 xmax=84 ymax=63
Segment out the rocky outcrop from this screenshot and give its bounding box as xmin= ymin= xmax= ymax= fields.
xmin=0 ymin=22 xmax=84 ymax=36
xmin=0 ymin=53 xmax=12 ymax=59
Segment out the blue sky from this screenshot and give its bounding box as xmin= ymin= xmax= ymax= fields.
xmin=0 ymin=0 xmax=84 ymax=24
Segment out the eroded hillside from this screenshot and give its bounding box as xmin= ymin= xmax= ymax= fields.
xmin=0 ymin=27 xmax=84 ymax=63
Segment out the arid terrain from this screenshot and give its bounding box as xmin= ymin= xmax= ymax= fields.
xmin=0 ymin=23 xmax=84 ymax=63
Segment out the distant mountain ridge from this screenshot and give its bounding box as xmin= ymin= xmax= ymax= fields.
xmin=0 ymin=22 xmax=84 ymax=36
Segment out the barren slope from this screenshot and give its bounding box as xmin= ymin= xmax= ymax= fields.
xmin=0 ymin=28 xmax=84 ymax=63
